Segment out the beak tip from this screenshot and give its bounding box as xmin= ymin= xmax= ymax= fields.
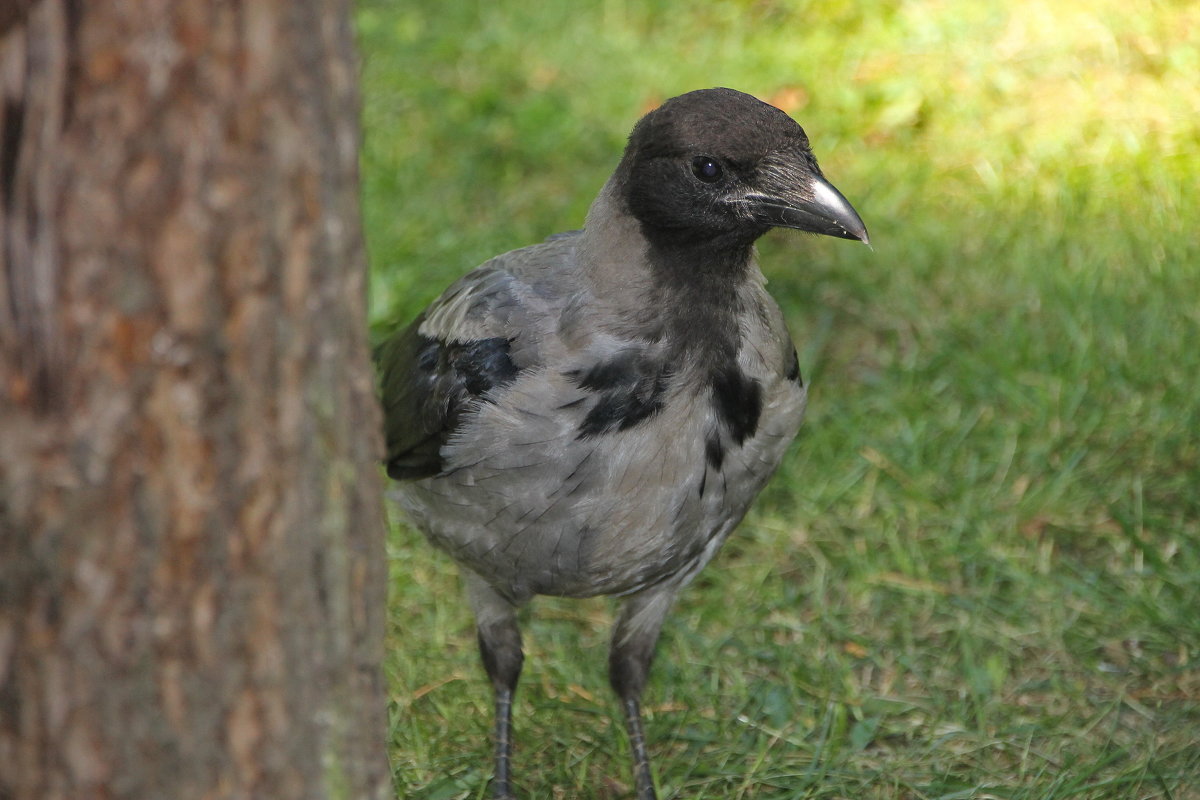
xmin=746 ymin=175 xmax=869 ymax=246
xmin=791 ymin=175 xmax=869 ymax=246
xmin=834 ymin=219 xmax=870 ymax=247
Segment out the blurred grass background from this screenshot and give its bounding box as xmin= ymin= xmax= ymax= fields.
xmin=358 ymin=0 xmax=1200 ymax=797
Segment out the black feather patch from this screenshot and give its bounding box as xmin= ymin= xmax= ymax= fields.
xmin=704 ymin=434 xmax=725 ymax=470
xmin=378 ymin=325 xmax=519 ymax=481
xmin=569 ymin=350 xmax=669 ymax=438
xmin=448 ymin=338 xmax=519 ymax=396
xmin=416 ymin=338 xmax=439 ymax=372
xmin=710 ymin=365 xmax=762 ymax=445
xmin=786 ymin=346 xmax=803 ymax=385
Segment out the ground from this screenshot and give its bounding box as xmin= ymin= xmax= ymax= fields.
xmin=361 ymin=1 xmax=1200 ymax=797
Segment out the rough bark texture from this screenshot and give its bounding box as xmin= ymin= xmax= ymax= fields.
xmin=0 ymin=3 xmax=391 ymax=799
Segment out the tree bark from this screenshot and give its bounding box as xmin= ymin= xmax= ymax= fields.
xmin=0 ymin=3 xmax=391 ymax=799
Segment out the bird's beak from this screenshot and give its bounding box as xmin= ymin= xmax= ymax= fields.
xmin=747 ymin=173 xmax=870 ymax=245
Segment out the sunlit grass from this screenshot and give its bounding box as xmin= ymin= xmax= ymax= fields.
xmin=361 ymin=1 xmax=1200 ymax=796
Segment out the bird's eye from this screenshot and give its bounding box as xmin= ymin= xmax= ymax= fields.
xmin=691 ymin=156 xmax=723 ymax=183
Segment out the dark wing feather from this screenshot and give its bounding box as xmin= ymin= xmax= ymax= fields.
xmin=376 ymin=235 xmax=581 ymax=480
xmin=376 ymin=311 xmax=519 ymax=480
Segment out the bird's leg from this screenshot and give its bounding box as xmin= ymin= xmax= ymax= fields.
xmin=609 ymin=588 xmax=677 ymax=800
xmin=620 ymin=693 xmax=655 ymax=800
xmin=466 ymin=573 xmax=524 ymax=800
xmin=489 ymin=673 xmax=518 ymax=800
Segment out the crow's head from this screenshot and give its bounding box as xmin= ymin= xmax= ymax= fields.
xmin=618 ymin=88 xmax=868 ymax=250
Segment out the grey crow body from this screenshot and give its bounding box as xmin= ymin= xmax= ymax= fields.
xmin=378 ymin=87 xmax=868 ymax=800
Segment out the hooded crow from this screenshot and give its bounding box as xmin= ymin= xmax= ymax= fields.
xmin=378 ymin=87 xmax=868 ymax=800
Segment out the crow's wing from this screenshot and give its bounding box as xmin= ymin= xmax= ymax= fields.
xmin=376 ymin=235 xmax=579 ymax=480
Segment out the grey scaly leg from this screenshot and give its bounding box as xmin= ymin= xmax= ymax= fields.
xmin=466 ymin=573 xmax=524 ymax=799
xmin=608 ymin=587 xmax=677 ymax=800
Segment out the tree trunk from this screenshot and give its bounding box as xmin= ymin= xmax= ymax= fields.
xmin=0 ymin=3 xmax=392 ymax=799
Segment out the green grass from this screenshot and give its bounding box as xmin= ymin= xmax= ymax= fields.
xmin=360 ymin=0 xmax=1200 ymax=797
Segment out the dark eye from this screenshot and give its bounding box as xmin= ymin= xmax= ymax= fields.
xmin=691 ymin=156 xmax=723 ymax=183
